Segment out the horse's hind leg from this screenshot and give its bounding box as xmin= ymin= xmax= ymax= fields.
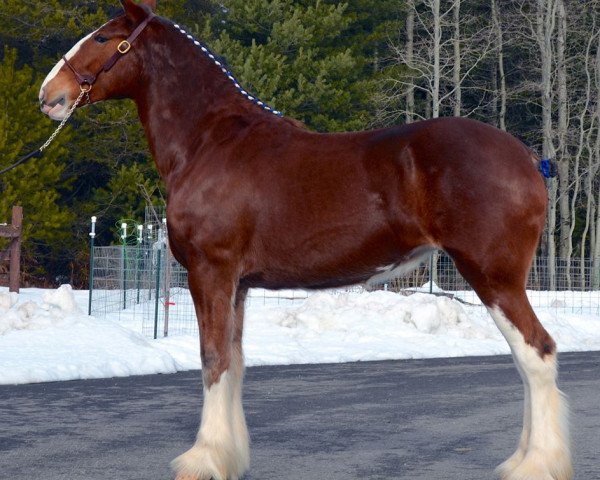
xmin=449 ymin=252 xmax=573 ymax=480
xmin=496 ymin=351 xmax=531 ymax=476
xmin=172 ymin=265 xmax=249 ymax=480
xmin=487 ymin=297 xmax=571 ymax=480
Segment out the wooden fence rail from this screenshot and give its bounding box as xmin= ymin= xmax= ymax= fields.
xmin=0 ymin=206 xmax=22 ymax=293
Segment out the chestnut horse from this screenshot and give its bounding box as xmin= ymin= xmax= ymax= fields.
xmin=40 ymin=1 xmax=572 ymax=479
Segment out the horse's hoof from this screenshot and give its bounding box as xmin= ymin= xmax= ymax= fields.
xmin=499 ymin=449 xmax=573 ymax=480
xmin=495 ymin=450 xmax=526 ymax=478
xmin=172 ymin=441 xmax=246 ymax=480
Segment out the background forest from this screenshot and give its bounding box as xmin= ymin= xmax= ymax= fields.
xmin=0 ymin=0 xmax=598 ymax=288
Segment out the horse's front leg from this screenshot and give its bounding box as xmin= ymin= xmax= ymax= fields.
xmin=172 ymin=265 xmax=249 ymax=480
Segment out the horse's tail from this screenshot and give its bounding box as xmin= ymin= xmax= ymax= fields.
xmin=531 ymin=151 xmax=558 ymax=178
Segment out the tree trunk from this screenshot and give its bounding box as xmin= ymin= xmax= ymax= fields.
xmin=569 ymin=12 xmax=596 ymax=290
xmin=582 ymin=189 xmax=600 ymax=290
xmin=589 ymin=25 xmax=600 ymax=289
xmin=537 ymin=0 xmax=558 ymax=289
xmin=556 ymin=0 xmax=571 ymax=287
xmin=491 ymin=0 xmax=506 ymax=130
xmin=430 ymin=0 xmax=442 ymax=284
xmin=406 ymin=0 xmax=415 ymax=124
xmin=453 ymin=0 xmax=461 ymax=117
xmin=432 ymin=0 xmax=441 ymax=119
xmin=580 ymin=167 xmax=592 ymax=289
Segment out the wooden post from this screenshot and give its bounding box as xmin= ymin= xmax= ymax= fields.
xmin=9 ymin=206 xmax=22 ymax=293
xmin=0 ymin=206 xmax=22 ymax=291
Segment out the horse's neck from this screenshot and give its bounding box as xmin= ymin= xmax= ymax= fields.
xmin=133 ymin=28 xmax=253 ymax=181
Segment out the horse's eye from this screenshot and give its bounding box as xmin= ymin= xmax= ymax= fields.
xmin=95 ymin=35 xmax=109 ymax=44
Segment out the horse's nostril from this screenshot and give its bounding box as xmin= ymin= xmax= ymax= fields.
xmin=45 ymin=96 xmax=65 ymax=109
xmin=39 ymin=87 xmax=46 ymax=105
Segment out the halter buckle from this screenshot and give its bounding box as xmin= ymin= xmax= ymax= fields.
xmin=117 ymin=40 xmax=131 ymax=54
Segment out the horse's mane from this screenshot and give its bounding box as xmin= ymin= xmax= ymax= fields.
xmin=172 ymin=21 xmax=286 ymax=120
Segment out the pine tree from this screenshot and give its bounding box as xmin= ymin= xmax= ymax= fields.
xmin=0 ymin=47 xmax=74 ymax=279
xmin=198 ymin=0 xmax=380 ymax=132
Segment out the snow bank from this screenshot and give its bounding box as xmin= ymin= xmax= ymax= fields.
xmin=1 ymin=285 xmax=599 ymax=385
xmin=239 ymin=291 xmax=508 ymax=366
xmin=0 ymin=285 xmax=177 ymax=384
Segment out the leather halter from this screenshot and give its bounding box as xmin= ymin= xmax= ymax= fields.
xmin=62 ymin=12 xmax=156 ymax=93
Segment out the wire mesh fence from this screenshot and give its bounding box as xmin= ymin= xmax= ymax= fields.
xmin=367 ymin=253 xmax=600 ymax=315
xmin=89 ymin=244 xmax=193 ymax=337
xmin=89 ymin=243 xmax=600 ymax=338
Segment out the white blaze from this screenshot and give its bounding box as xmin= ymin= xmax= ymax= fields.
xmin=40 ymin=29 xmax=99 ymax=91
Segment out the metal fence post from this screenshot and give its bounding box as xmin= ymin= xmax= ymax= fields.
xmin=162 ymin=219 xmax=171 ymax=337
xmin=136 ymin=225 xmax=143 ymax=304
xmin=153 ymin=237 xmax=162 ymax=340
xmin=121 ymin=222 xmax=127 ymax=310
xmin=88 ymin=216 xmax=96 ymax=315
xmin=429 ymin=252 xmax=434 ymax=294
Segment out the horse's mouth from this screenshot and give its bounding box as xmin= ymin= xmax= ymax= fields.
xmin=40 ymin=95 xmax=68 ymax=121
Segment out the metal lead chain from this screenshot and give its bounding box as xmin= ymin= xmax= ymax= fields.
xmin=0 ymin=87 xmax=89 ymax=176
xmin=40 ymin=88 xmax=88 ymax=152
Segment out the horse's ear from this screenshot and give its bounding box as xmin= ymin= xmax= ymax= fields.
xmin=120 ymin=0 xmax=157 ymax=18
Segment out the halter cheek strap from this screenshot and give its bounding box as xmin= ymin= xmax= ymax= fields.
xmin=62 ymin=56 xmax=96 ymax=89
xmin=62 ymin=11 xmax=156 ymax=92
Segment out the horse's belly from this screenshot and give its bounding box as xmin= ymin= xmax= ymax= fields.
xmin=243 ymin=220 xmax=428 ymax=290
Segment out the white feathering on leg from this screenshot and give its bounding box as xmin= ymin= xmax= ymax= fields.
xmin=488 ymin=307 xmax=572 ymax=480
xmin=172 ymin=366 xmax=249 ymax=480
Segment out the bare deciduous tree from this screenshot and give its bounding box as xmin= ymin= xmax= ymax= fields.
xmin=376 ymin=0 xmax=600 ymax=288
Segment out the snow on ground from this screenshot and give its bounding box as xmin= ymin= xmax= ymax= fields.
xmin=1 ymin=284 xmax=600 ymax=385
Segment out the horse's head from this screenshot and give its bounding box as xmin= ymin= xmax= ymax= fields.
xmin=40 ymin=0 xmax=157 ymax=121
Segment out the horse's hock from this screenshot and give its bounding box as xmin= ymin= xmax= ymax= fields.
xmin=0 ymin=206 xmax=22 ymax=293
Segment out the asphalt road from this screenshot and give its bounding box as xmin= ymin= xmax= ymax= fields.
xmin=1 ymin=352 xmax=598 ymax=480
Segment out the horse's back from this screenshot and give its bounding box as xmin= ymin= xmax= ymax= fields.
xmin=366 ymin=117 xmax=542 ymax=183
xmin=362 ymin=117 xmax=548 ymax=240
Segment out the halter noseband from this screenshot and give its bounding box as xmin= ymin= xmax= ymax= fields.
xmin=62 ymin=12 xmax=156 ymax=94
